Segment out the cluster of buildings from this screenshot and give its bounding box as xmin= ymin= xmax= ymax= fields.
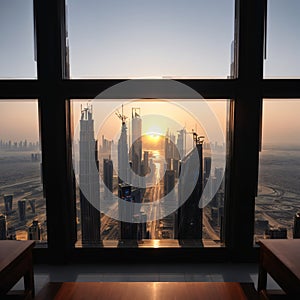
xmin=0 ymin=194 xmax=44 ymax=241
xmin=255 ymin=213 xmax=300 ymax=239
xmin=0 ymin=139 xmax=40 ymax=151
xmin=78 ymin=104 xmax=211 ymax=246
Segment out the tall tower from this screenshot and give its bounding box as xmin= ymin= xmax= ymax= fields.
xmin=178 ymin=134 xmax=203 ymax=242
xmin=177 ymin=129 xmax=186 ymax=159
xmin=204 ymin=157 xmax=211 ymax=184
xmin=79 ymin=105 xmax=101 ymax=246
xmin=131 ymin=108 xmax=142 ymax=180
xmin=4 ymin=194 xmax=13 ymax=215
xmin=118 ymin=183 xmax=136 ymax=240
xmin=164 ymin=170 xmax=175 ymax=196
xmin=117 ymin=107 xmax=130 ymax=184
xmin=103 ymin=158 xmax=113 ymax=201
xmin=18 ymin=199 xmax=26 ymax=223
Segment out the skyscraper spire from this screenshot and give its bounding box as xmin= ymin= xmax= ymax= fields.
xmin=117 ymin=108 xmax=130 ymax=184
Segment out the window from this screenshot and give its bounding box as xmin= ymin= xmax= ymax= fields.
xmin=264 ymin=0 xmax=300 ymax=78
xmin=0 ymin=0 xmax=299 ymax=262
xmin=0 ymin=100 xmax=46 ymax=245
xmin=72 ymin=98 xmax=227 ymax=247
xmin=67 ymin=0 xmax=235 ymax=79
xmin=0 ymin=0 xmax=36 ymax=79
xmin=255 ymin=100 xmax=300 ymax=241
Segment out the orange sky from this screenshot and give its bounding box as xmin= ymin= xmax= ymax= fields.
xmin=1 ymin=99 xmax=300 ymax=147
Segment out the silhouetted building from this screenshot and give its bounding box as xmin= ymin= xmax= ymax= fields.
xmin=28 ymin=220 xmax=41 ymax=240
xmin=165 ymin=134 xmax=175 ymax=162
xmin=79 ymin=105 xmax=101 ymax=246
xmin=177 ymin=128 xmax=186 ymax=159
xmin=18 ymin=199 xmax=26 ymax=222
xmin=0 ymin=214 xmax=6 ymax=240
xmin=172 ymin=159 xmax=179 ymax=178
xmin=204 ymin=157 xmax=211 ymax=183
xmin=118 ymin=113 xmax=130 ymax=184
xmin=118 ymin=184 xmax=137 ymax=240
xmin=293 ymin=212 xmax=300 ymax=238
xmin=28 ymin=199 xmax=36 ymax=214
xmin=265 ymin=228 xmax=287 ymax=239
xmin=143 ymin=151 xmax=149 ymax=175
xmin=164 ymin=170 xmax=175 ymax=196
xmin=4 ymin=194 xmax=13 ymax=215
xmin=178 ymin=141 xmax=203 ymax=241
xmin=103 ymin=158 xmax=113 ymax=201
xmin=131 ymin=108 xmax=142 ymax=188
xmin=255 ymin=219 xmax=269 ymax=235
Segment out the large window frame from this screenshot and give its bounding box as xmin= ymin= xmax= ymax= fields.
xmin=1 ymin=0 xmax=300 ymax=263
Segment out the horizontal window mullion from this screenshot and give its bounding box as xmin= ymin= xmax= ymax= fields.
xmin=61 ymin=79 xmax=238 ymax=99
xmin=2 ymin=79 xmax=300 ymax=100
xmin=263 ymin=80 xmax=300 ymax=98
xmin=0 ymin=80 xmax=40 ymax=99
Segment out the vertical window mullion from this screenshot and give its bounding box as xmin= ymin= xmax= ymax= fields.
xmin=35 ymin=0 xmax=75 ymax=262
xmin=225 ymin=0 xmax=265 ymax=258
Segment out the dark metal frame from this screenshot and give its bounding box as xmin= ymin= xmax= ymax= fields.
xmin=1 ymin=0 xmax=300 ymax=263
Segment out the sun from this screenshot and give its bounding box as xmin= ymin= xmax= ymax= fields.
xmin=147 ymin=132 xmax=160 ymax=142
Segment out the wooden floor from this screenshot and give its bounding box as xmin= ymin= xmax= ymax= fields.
xmin=35 ymin=282 xmax=259 ymax=300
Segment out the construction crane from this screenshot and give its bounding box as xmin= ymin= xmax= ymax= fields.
xmin=187 ymin=129 xmax=205 ymax=146
xmin=115 ymin=104 xmax=128 ymax=124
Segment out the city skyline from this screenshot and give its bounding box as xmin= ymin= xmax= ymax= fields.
xmin=1 ymin=99 xmax=300 ymax=147
xmin=1 ymin=0 xmax=300 ymax=247
xmin=1 ymin=0 xmax=300 ymax=147
xmin=1 ymin=101 xmax=299 ymax=244
xmin=72 ymin=102 xmax=226 ymax=246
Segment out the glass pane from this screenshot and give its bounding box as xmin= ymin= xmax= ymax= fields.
xmin=0 ymin=100 xmax=46 ymax=246
xmin=72 ymin=97 xmax=227 ymax=248
xmin=255 ymin=100 xmax=300 ymax=242
xmin=0 ymin=0 xmax=36 ymax=79
xmin=67 ymin=0 xmax=234 ymax=79
xmin=264 ymin=0 xmax=300 ymax=78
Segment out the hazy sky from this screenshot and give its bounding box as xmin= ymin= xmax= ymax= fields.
xmin=0 ymin=0 xmax=300 ymax=145
xmin=67 ymin=0 xmax=234 ymax=78
xmin=72 ymin=99 xmax=227 ymax=148
xmin=0 ymin=101 xmax=39 ymax=142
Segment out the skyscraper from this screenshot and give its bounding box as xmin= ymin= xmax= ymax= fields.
xmin=177 ymin=128 xmax=186 ymax=159
xmin=164 ymin=170 xmax=175 ymax=196
xmin=0 ymin=214 xmax=6 ymax=240
xmin=79 ymin=105 xmax=101 ymax=246
xmin=118 ymin=183 xmax=136 ymax=240
xmin=265 ymin=228 xmax=287 ymax=239
xmin=178 ymin=139 xmax=203 ymax=242
xmin=142 ymin=151 xmax=149 ymax=175
xmin=28 ymin=220 xmax=41 ymax=240
xmin=118 ymin=111 xmax=130 ymax=184
xmin=28 ymin=199 xmax=36 ymax=214
xmin=18 ymin=199 xmax=26 ymax=222
xmin=4 ymin=194 xmax=13 ymax=215
xmin=204 ymin=157 xmax=211 ymax=184
xmin=103 ymin=158 xmax=113 ymax=201
xmin=131 ymin=108 xmax=142 ymax=182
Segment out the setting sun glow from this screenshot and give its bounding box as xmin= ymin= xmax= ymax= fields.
xmin=147 ymin=132 xmax=161 ymax=142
